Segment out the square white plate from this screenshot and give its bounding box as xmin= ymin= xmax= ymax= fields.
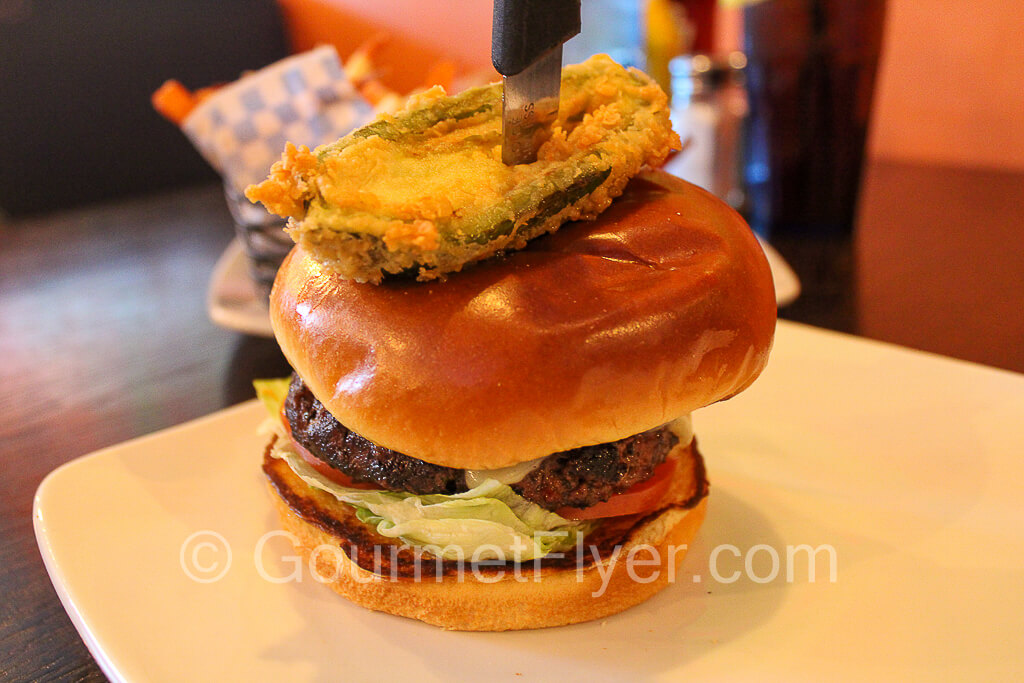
xmin=35 ymin=321 xmax=1024 ymax=681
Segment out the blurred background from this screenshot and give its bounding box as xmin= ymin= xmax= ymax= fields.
xmin=2 ymin=0 xmax=1021 ymax=218
xmin=0 ymin=0 xmax=291 ymax=216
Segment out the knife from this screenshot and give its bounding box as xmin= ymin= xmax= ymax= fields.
xmin=492 ymin=0 xmax=581 ymax=165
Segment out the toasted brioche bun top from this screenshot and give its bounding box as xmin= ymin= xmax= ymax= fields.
xmin=271 ymin=169 xmax=776 ymax=469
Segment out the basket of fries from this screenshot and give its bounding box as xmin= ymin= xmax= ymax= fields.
xmin=152 ymin=45 xmax=374 ymax=297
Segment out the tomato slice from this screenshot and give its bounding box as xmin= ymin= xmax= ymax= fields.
xmin=556 ymin=458 xmax=678 ymax=520
xmin=280 ymin=410 xmax=379 ymax=490
xmin=291 ymin=436 xmax=381 ymax=490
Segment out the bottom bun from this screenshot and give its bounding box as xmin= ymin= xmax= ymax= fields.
xmin=264 ymin=441 xmax=709 ymax=631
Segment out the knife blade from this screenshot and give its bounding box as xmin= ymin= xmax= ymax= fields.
xmin=492 ymin=0 xmax=581 ymax=166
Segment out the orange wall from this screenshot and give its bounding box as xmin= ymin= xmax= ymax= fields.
xmin=279 ymin=0 xmax=1024 ymax=171
xmin=318 ymin=0 xmax=493 ymax=69
xmin=277 ymin=0 xmax=493 ymax=93
xmin=869 ymin=0 xmax=1024 ymax=170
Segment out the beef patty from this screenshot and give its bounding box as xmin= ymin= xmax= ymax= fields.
xmin=284 ymin=374 xmax=677 ymax=510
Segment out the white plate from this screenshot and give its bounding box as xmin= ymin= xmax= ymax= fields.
xmin=35 ymin=321 xmax=1024 ymax=681
xmin=206 ymin=237 xmax=801 ymax=338
xmin=758 ymin=236 xmax=801 ymax=306
xmin=206 ymin=238 xmax=274 ymax=338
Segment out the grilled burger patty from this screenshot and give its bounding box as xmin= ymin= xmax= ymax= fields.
xmin=511 ymin=428 xmax=677 ymax=510
xmin=284 ymin=375 xmax=466 ymax=495
xmin=284 ymin=374 xmax=677 ymax=510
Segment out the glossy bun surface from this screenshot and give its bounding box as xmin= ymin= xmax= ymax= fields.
xmin=272 ymin=170 xmax=776 ymax=468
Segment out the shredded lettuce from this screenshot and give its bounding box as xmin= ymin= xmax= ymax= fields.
xmin=274 ymin=441 xmax=587 ymax=561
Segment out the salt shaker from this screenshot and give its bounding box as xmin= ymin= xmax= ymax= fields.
xmin=664 ymin=52 xmax=748 ymax=212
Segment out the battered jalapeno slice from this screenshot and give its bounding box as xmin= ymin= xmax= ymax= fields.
xmin=246 ymin=55 xmax=680 ymax=283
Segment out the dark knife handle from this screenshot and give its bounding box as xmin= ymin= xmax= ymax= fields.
xmin=492 ymin=0 xmax=581 ymax=76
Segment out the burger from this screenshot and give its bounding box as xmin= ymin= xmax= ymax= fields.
xmin=247 ymin=56 xmax=775 ymax=630
xmin=253 ymin=167 xmax=775 ymax=630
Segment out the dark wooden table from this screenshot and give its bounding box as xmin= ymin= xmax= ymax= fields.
xmin=1 ymin=160 xmax=1022 ymax=681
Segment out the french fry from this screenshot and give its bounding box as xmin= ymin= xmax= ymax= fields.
xmin=344 ymin=34 xmax=403 ymax=108
xmin=344 ymin=33 xmax=390 ymax=86
xmin=192 ymin=85 xmax=224 ymax=105
xmin=421 ymin=60 xmax=456 ymax=92
xmin=358 ymin=80 xmax=396 ymax=107
xmin=151 ymin=80 xmax=197 ymax=126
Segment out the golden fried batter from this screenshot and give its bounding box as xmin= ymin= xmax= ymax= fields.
xmin=247 ymin=55 xmax=680 ymax=283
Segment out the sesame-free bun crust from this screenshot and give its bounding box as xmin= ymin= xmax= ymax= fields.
xmin=264 ymin=439 xmax=708 ymax=631
xmin=271 ymin=169 xmax=776 ymax=469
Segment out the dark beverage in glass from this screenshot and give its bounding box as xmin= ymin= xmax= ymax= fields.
xmin=743 ymin=0 xmax=887 ymax=237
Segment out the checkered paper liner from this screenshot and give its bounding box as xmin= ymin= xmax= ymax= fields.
xmin=182 ymin=45 xmax=373 ymax=194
